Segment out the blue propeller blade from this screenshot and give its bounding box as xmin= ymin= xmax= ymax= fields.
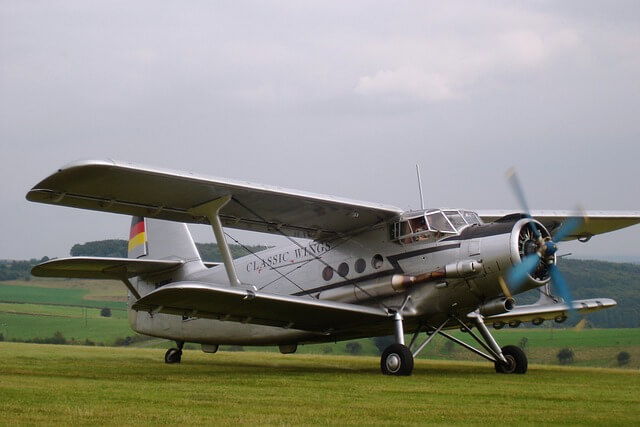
xmin=507 ymin=168 xmax=531 ymax=215
xmin=507 ymin=169 xmax=541 ymax=239
xmin=549 ymin=264 xmax=575 ymax=311
xmin=505 ymin=253 xmax=540 ymax=293
xmin=553 ymin=216 xmax=583 ymax=242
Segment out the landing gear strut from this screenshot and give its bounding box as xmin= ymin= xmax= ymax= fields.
xmin=406 ymin=312 xmax=528 ymax=375
xmin=381 ymin=343 xmax=413 ymax=375
xmin=381 ymin=304 xmax=414 ymax=376
xmin=165 ymin=340 xmax=184 ymax=364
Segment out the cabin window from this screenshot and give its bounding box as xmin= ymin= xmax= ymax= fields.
xmin=322 ymin=266 xmax=333 ymax=281
xmin=338 ymin=262 xmax=349 ymax=277
xmin=371 ymin=254 xmax=384 ymax=269
xmin=355 ymin=258 xmax=366 ymax=273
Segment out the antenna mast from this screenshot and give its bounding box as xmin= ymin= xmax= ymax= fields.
xmin=416 ymin=164 xmax=425 ymax=210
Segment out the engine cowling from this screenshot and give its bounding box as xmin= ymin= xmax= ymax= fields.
xmin=454 ymin=216 xmax=553 ymax=299
xmin=508 ymin=217 xmax=555 ymax=290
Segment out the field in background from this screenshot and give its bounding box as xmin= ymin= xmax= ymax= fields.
xmin=0 ymin=342 xmax=638 ymax=425
xmin=1 ymin=278 xmax=639 ymax=369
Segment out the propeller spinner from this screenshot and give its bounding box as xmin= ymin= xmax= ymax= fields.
xmin=503 ymin=169 xmax=583 ymax=309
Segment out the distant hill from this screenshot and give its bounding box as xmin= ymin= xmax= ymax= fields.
xmin=558 ymin=259 xmax=640 ymax=328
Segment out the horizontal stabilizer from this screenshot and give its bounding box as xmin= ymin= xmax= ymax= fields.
xmin=484 ymin=298 xmax=616 ymax=325
xmin=132 ymin=282 xmax=391 ymax=333
xmin=31 ymin=257 xmax=184 ymax=280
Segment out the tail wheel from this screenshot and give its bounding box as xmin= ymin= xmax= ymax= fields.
xmin=165 ymin=348 xmax=182 ymax=364
xmin=495 ymin=345 xmax=527 ymax=374
xmin=381 ymin=343 xmax=414 ymax=376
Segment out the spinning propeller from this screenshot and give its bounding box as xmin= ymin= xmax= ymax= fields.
xmin=503 ymin=169 xmax=583 ymax=310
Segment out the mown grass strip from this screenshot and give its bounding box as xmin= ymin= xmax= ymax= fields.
xmin=0 ymin=342 xmax=638 ymax=425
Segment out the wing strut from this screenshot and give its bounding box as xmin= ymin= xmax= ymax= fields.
xmin=189 ymin=195 xmax=241 ymax=287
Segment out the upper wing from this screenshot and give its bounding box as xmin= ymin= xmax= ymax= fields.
xmin=132 ymin=281 xmax=391 ymax=332
xmin=477 ymin=210 xmax=640 ymax=241
xmin=31 ymin=256 xmax=184 ymax=280
xmin=27 ymin=160 xmax=402 ymax=239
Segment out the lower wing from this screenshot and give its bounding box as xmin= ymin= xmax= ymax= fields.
xmin=132 ymin=281 xmax=391 ymax=333
xmin=485 ymin=298 xmax=616 ymax=326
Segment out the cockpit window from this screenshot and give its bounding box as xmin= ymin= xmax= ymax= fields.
xmin=426 ymin=211 xmax=455 ymax=233
xmin=444 ymin=211 xmax=467 ymax=231
xmin=462 ymin=211 xmax=481 ymax=225
xmin=391 ymin=209 xmax=481 ymax=244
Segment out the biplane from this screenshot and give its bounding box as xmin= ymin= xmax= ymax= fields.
xmin=27 ymin=160 xmax=640 ymax=375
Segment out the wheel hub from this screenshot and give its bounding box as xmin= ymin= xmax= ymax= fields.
xmin=386 ymin=354 xmax=401 ymax=373
xmin=502 ymin=354 xmax=516 ymax=373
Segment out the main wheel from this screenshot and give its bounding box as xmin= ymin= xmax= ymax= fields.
xmin=381 ymin=343 xmax=414 ymax=376
xmin=165 ymin=347 xmax=182 ymax=364
xmin=494 ymin=345 xmax=527 ymax=374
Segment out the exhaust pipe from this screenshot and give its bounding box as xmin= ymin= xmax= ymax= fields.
xmin=479 ymin=297 xmax=515 ymax=317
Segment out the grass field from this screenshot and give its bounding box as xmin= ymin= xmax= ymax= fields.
xmin=0 ymin=342 xmax=638 ymax=425
xmin=0 ymin=282 xmax=126 ymax=309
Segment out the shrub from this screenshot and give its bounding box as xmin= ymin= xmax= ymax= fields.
xmin=100 ymin=307 xmax=112 ymax=317
xmin=114 ymin=336 xmax=133 ymax=346
xmin=617 ymin=351 xmax=630 ymax=366
xmin=345 ymin=342 xmax=362 ymax=355
xmin=518 ymin=337 xmax=528 ymax=349
xmin=557 ymin=348 xmax=574 ymax=365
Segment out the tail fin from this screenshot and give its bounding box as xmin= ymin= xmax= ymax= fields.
xmin=128 ymin=216 xmax=205 ymax=276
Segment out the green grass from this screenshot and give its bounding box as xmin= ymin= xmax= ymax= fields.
xmin=0 ymin=308 xmax=130 ymax=344
xmin=0 ymin=342 xmax=638 ymax=425
xmin=0 ymin=283 xmax=126 ymax=309
xmin=478 ymin=327 xmax=640 ymax=348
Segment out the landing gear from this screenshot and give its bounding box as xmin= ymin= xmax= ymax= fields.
xmin=406 ymin=312 xmax=529 ymax=375
xmin=495 ymin=345 xmax=528 ymax=374
xmin=381 ymin=343 xmax=413 ymax=376
xmin=380 ymin=307 xmax=414 ymax=376
xmin=165 ymin=341 xmax=184 ymax=364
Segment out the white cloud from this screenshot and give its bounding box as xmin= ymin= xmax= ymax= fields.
xmin=353 ymin=3 xmax=583 ymax=103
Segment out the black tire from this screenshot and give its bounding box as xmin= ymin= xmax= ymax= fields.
xmin=165 ymin=348 xmax=182 ymax=364
xmin=380 ymin=343 xmax=414 ymax=376
xmin=495 ymin=345 xmax=527 ymax=374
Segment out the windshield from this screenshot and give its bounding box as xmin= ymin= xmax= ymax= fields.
xmin=426 ymin=211 xmax=455 ymax=233
xmin=392 ymin=209 xmax=483 ymax=244
xmin=444 ymin=211 xmax=467 ymax=231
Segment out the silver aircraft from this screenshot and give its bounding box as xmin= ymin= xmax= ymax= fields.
xmin=27 ymin=160 xmax=640 ymax=375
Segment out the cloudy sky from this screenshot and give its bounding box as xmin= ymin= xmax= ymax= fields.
xmin=1 ymin=1 xmax=639 ymax=261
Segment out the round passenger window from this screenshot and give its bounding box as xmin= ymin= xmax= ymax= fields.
xmin=322 ymin=266 xmax=334 ymax=281
xmin=355 ymin=258 xmax=366 ymax=273
xmin=338 ymin=262 xmax=349 ymax=277
xmin=371 ymin=254 xmax=384 ymax=269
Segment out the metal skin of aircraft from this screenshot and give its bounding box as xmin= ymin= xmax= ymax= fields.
xmin=27 ymin=160 xmax=640 ymax=376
